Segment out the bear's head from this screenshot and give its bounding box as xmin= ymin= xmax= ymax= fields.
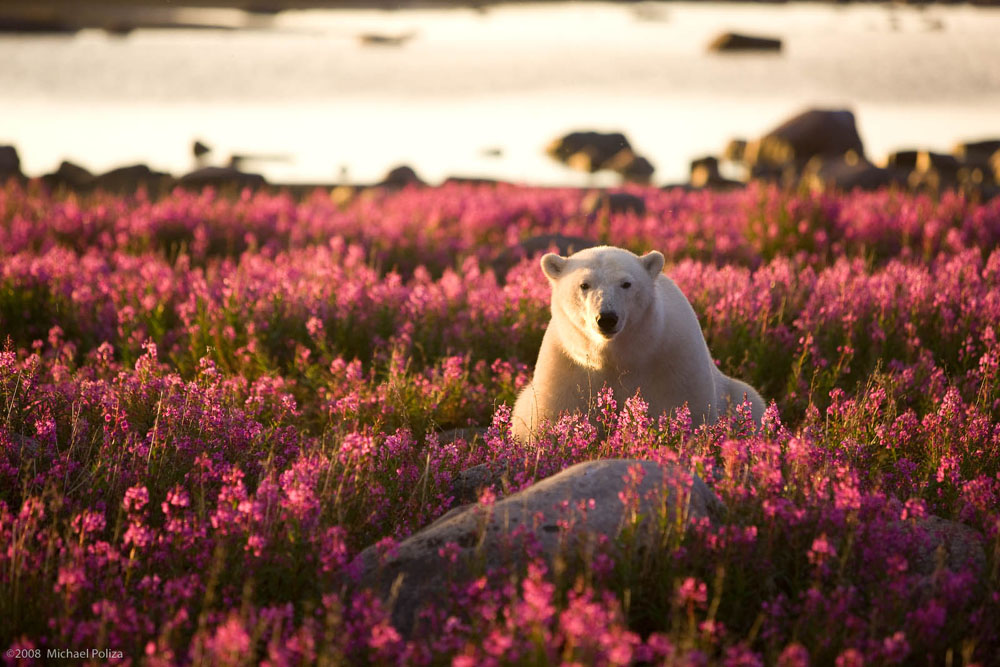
xmin=540 ymin=245 xmax=665 ymax=346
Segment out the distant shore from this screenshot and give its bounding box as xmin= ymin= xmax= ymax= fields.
xmin=4 ymin=0 xmax=999 ymax=35
xmin=9 ymin=0 xmax=1000 ymax=8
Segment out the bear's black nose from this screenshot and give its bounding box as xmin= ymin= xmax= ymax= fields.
xmin=597 ymin=311 xmax=619 ymax=334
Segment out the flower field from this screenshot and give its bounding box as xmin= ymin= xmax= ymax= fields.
xmin=1 ymin=179 xmax=999 ymax=665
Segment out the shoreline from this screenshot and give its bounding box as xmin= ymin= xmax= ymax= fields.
xmin=5 ymin=105 xmax=997 ymax=201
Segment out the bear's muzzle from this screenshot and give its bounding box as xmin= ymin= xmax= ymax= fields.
xmin=597 ymin=310 xmax=620 ymax=337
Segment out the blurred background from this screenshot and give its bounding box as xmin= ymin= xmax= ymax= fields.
xmin=2 ymin=0 xmax=1000 ymax=188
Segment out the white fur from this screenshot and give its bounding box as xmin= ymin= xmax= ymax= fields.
xmin=512 ymin=246 xmax=765 ymax=441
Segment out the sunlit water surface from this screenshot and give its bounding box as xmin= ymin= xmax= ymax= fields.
xmin=3 ymin=2 xmax=1000 ymax=185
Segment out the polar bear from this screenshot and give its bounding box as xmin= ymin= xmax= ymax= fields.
xmin=511 ymin=245 xmax=765 ymax=441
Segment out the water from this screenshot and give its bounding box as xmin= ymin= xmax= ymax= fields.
xmin=3 ymin=2 xmax=999 ymax=186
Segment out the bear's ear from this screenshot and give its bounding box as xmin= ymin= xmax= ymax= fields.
xmin=639 ymin=251 xmax=665 ymax=279
xmin=540 ymin=253 xmax=568 ymax=282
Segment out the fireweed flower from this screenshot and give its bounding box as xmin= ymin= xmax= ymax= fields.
xmin=71 ymin=509 xmax=106 ymax=538
xmin=203 ymin=614 xmax=252 ymax=664
xmin=517 ymin=562 xmax=556 ymax=627
xmin=807 ymin=534 xmax=837 ymax=568
xmin=617 ymin=463 xmax=646 ymax=518
xmin=123 ymin=520 xmax=155 ymax=549
xmin=3 ymin=182 xmax=1000 ymax=662
xmin=374 ymin=536 xmax=399 ymax=565
xmin=438 ymin=541 xmax=462 ymax=565
xmin=54 ymin=564 xmax=88 ymax=597
xmin=723 ymin=644 xmax=764 ymax=667
xmin=835 ymin=648 xmax=865 ymax=667
xmin=676 ymin=577 xmax=709 ymax=610
xmin=278 ymin=455 xmax=324 ymax=524
xmin=881 ymin=631 xmax=910 ymax=662
xmin=777 ymin=643 xmax=810 ymax=667
xmin=318 ymin=525 xmax=351 ymax=574
xmin=122 ymin=485 xmax=149 ymax=513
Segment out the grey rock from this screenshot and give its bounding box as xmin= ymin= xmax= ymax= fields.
xmin=708 ymin=32 xmax=782 ymax=53
xmin=353 ymin=459 xmax=722 ymax=634
xmin=546 ymin=131 xmax=654 ymax=181
xmin=582 ymin=191 xmax=647 ymax=216
xmin=379 ymin=164 xmax=424 ymax=189
xmin=916 ymin=151 xmax=961 ymax=177
xmin=885 ymin=149 xmax=920 ymax=171
xmin=953 ymin=139 xmax=1000 ymax=163
xmin=690 ymin=155 xmax=720 ymax=175
xmin=11 ymin=433 xmax=41 ymax=457
xmin=192 ymin=140 xmax=212 ymax=158
xmin=908 ymin=152 xmax=962 ymax=193
xmin=547 ymin=131 xmax=632 ymax=171
xmin=492 ymin=233 xmax=598 ymax=279
xmin=450 ymin=460 xmax=509 ymax=505
xmin=0 ymin=12 xmax=78 ymax=34
xmin=695 ymin=175 xmax=744 ymax=191
xmin=43 ymin=161 xmax=95 ymax=190
xmin=958 ymin=164 xmax=996 ymax=191
xmin=723 ymin=138 xmax=748 ymax=163
xmin=0 ymin=145 xmax=22 ymax=180
xmin=975 ymin=185 xmax=999 ymax=202
xmin=178 ymin=166 xmax=266 ymax=191
xmin=910 ymin=515 xmax=985 ymax=577
xmin=746 ymin=109 xmax=865 ymax=172
xmin=749 ymin=162 xmax=799 ymax=188
xmin=611 ymin=153 xmax=656 ymax=183
xmin=689 ymin=155 xmax=743 ymax=190
xmin=442 ymin=175 xmax=505 ymax=187
xmin=907 ymin=169 xmax=948 ymax=194
xmin=801 ymin=153 xmax=906 ymax=192
xmin=515 ymin=234 xmax=597 ymax=257
xmin=358 ymin=31 xmax=416 ymax=47
xmin=437 ymin=427 xmax=488 ymax=445
xmin=94 ymin=164 xmax=172 ymax=195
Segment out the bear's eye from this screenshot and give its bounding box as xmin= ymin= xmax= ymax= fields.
xmin=580 ymin=282 xmax=591 ymax=291
xmin=622 ymin=281 xmax=632 ymax=289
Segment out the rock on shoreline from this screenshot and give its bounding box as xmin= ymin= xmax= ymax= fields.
xmin=708 ymin=32 xmax=783 ymax=53
xmin=695 ymin=108 xmax=1000 ymax=199
xmin=546 ymin=131 xmax=655 ymax=184
xmin=6 ymin=107 xmax=999 ymax=200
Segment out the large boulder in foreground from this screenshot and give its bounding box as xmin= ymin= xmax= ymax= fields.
xmin=909 ymin=515 xmax=985 ymax=577
xmin=745 ymin=109 xmax=865 ymax=171
xmin=354 ymin=459 xmax=721 ymax=634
